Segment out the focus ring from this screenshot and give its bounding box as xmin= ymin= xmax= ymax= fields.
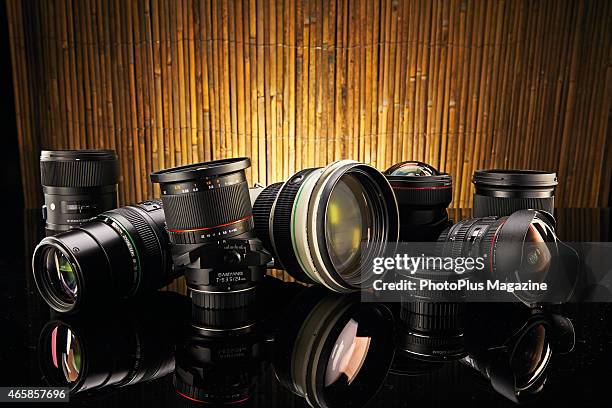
xmin=473 ymin=194 xmax=554 ymax=218
xmin=270 ymin=169 xmax=318 ymax=284
xmin=112 ymin=207 xmax=162 ymax=274
xmin=40 ymin=160 xmax=119 ymax=187
xmin=252 ymin=182 xmax=283 ymax=251
xmin=162 ymin=181 xmax=251 ymax=231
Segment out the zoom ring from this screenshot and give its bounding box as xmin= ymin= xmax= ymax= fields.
xmin=162 ymin=181 xmax=252 ymax=231
xmin=41 ymin=160 xmax=119 ymax=187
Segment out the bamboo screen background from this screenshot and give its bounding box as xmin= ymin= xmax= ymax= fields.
xmin=6 ymin=0 xmax=612 ymax=209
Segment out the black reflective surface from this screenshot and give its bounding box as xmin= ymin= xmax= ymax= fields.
xmin=0 ymin=209 xmax=610 ymax=407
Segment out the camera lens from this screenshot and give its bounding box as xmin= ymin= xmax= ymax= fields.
xmin=150 ymin=158 xmax=269 ymax=310
xmin=32 ymin=200 xmax=178 ymax=313
xmin=437 ymin=210 xmax=566 ymax=305
xmin=253 ymin=160 xmax=399 ymax=292
xmin=472 ymin=169 xmax=557 ymax=217
xmin=273 ymin=287 xmax=395 ymax=408
xmin=40 ymin=150 xmax=119 ymax=234
xmin=384 ymin=161 xmax=452 ymax=242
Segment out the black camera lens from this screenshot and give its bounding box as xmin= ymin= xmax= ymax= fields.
xmin=273 ymin=287 xmax=395 ymax=408
xmin=385 ymin=161 xmax=452 ymax=242
xmin=437 ymin=209 xmax=578 ymax=305
xmin=32 ymin=200 xmax=178 ymax=313
xmin=151 ymin=158 xmax=270 ymax=310
xmin=253 ymin=160 xmax=399 ymax=292
xmin=472 ymin=169 xmax=557 ymax=217
xmin=40 ymin=150 xmax=119 ymax=234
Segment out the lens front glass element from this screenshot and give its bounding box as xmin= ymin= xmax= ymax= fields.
xmin=519 ymin=219 xmax=553 ymax=283
xmin=49 ymin=325 xmax=83 ymax=384
xmin=325 ymin=174 xmax=373 ymax=275
xmin=42 ymin=247 xmax=79 ymax=304
xmin=388 ymin=162 xmax=436 ymax=177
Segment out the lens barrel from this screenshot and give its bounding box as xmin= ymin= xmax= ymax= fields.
xmin=253 ymin=160 xmax=399 ymax=292
xmin=385 ymin=161 xmax=452 ymax=242
xmin=40 ymin=150 xmax=119 ymax=234
xmin=472 ymin=169 xmax=557 ymax=217
xmin=151 ymin=158 xmax=269 ymax=310
xmin=32 ymin=200 xmax=178 ymax=313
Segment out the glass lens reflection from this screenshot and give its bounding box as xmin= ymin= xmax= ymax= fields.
xmin=51 ymin=325 xmax=82 ymax=383
xmin=324 ymin=318 xmax=372 ymax=387
xmin=511 ymin=324 xmax=549 ymax=388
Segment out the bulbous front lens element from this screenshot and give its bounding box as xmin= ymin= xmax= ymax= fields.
xmin=253 ymin=160 xmax=399 ymax=292
xmin=386 ymin=161 xmax=437 ymax=177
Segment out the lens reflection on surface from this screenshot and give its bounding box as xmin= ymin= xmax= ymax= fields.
xmin=50 ymin=325 xmax=82 ymax=384
xmin=511 ymin=324 xmax=550 ymax=389
xmin=324 ymin=318 xmax=372 ymax=387
xmin=325 ymin=174 xmax=372 ymax=275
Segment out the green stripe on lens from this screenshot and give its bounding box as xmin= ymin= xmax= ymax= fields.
xmin=105 ymin=215 xmax=142 ymax=289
